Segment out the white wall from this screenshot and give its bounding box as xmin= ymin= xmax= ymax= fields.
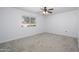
xmin=0 ymin=7 xmax=45 ymax=43
xmin=77 ymin=8 xmax=79 ymax=48
xmin=46 ymin=10 xmax=77 ymax=38
xmin=0 ymin=8 xmax=4 ymax=41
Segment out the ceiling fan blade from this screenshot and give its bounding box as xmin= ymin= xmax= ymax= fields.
xmin=48 ymin=11 xmax=53 ymax=13
xmin=48 ymin=8 xmax=54 ymax=10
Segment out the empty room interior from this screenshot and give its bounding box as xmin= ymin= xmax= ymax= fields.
xmin=0 ymin=7 xmax=79 ymax=52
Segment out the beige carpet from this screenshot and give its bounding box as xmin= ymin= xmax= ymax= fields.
xmin=0 ymin=33 xmax=78 ymax=52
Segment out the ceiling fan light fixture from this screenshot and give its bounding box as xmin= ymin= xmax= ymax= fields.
xmin=43 ymin=11 xmax=45 ymax=14
xmin=43 ymin=11 xmax=48 ymax=15
xmin=41 ymin=7 xmax=54 ymax=16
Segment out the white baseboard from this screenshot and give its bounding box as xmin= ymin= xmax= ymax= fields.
xmin=47 ymin=32 xmax=77 ymax=38
xmin=0 ymin=35 xmax=28 ymax=44
xmin=0 ymin=32 xmax=78 ymax=44
xmin=0 ymin=32 xmax=44 ymax=44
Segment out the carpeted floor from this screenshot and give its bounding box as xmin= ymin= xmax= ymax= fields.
xmin=0 ymin=33 xmax=78 ymax=52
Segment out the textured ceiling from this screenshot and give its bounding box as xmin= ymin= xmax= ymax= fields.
xmin=16 ymin=7 xmax=78 ymax=14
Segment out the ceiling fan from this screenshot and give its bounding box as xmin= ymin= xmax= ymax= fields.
xmin=41 ymin=7 xmax=54 ymax=15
